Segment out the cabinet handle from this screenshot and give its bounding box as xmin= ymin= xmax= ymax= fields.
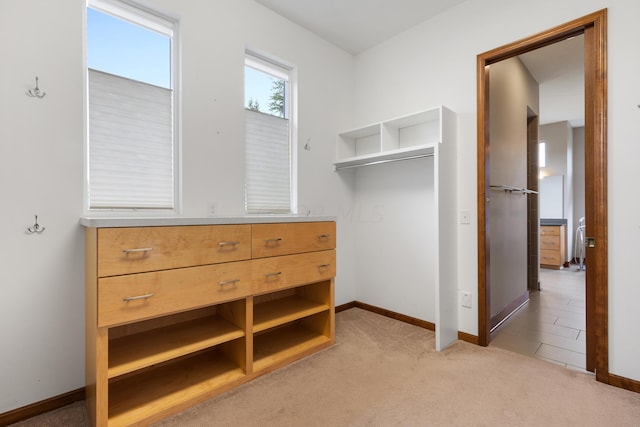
xmin=219 ymin=279 xmax=240 ymax=286
xmin=265 ymin=272 xmax=282 ymax=278
xmin=123 ymin=293 xmax=154 ymax=302
xmin=318 ymin=234 xmax=331 ymax=240
xmin=319 ymin=264 xmax=331 ymax=269
xmin=122 ymin=247 xmax=153 ymax=254
xmin=264 ymin=238 xmax=282 ymax=245
xmin=219 ymin=241 xmax=240 ymax=247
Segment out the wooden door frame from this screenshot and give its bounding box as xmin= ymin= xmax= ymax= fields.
xmin=476 ymin=9 xmax=608 ymax=382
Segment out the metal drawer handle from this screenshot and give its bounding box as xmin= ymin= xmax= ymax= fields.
xmin=219 ymin=241 xmax=240 ymax=247
xmin=123 ymin=293 xmax=154 ymax=302
xmin=265 ymin=272 xmax=282 ymax=278
xmin=122 ymin=247 xmax=153 ymax=254
xmin=219 ymin=279 xmax=240 ymax=286
xmin=264 ymin=238 xmax=282 ymax=245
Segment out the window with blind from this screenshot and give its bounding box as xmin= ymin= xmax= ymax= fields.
xmin=86 ymin=0 xmax=178 ymax=210
xmin=245 ymin=52 xmax=295 ymax=213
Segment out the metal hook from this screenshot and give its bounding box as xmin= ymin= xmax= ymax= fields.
xmin=27 ymin=77 xmax=46 ymax=98
xmin=27 ymin=215 xmax=45 ymax=234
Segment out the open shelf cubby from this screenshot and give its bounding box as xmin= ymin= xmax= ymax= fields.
xmin=108 ymin=344 xmax=246 ymax=427
xmin=253 ymin=311 xmax=332 ymax=373
xmin=334 ymin=106 xmax=453 ymax=170
xmin=108 ymin=301 xmax=246 ymax=379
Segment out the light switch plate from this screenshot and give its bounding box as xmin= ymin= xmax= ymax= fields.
xmin=461 ymin=291 xmax=472 ymax=308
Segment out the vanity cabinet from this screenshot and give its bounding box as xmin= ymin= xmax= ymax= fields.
xmin=84 ymin=219 xmax=335 ymax=427
xmin=540 ymin=224 xmax=566 ymax=269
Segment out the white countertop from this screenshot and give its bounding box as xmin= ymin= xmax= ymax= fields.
xmin=79 ymin=215 xmax=336 ymax=228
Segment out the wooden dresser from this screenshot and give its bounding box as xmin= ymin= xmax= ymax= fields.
xmin=83 ymin=218 xmax=336 ymax=427
xmin=540 ymin=224 xmax=566 ymax=269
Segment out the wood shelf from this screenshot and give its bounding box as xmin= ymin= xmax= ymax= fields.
xmin=253 ymin=296 xmax=329 ymax=333
xmin=108 ymin=349 xmax=245 ymax=427
xmin=253 ymin=323 xmax=331 ymax=373
xmin=108 ymin=315 xmax=245 ymax=379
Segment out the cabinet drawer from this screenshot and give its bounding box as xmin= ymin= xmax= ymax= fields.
xmin=251 ymin=250 xmax=336 ymax=295
xmin=540 ymin=249 xmax=561 ymax=266
xmin=540 ymin=236 xmax=560 ymax=250
xmin=252 ymin=222 xmax=335 ymax=258
xmin=98 ymin=261 xmax=252 ymax=327
xmin=540 ymin=226 xmax=560 ymax=236
xmin=98 ymin=225 xmax=251 ymax=277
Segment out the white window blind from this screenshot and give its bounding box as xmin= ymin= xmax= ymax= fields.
xmin=88 ymin=69 xmax=174 ymax=209
xmin=245 ymin=109 xmax=291 ymax=213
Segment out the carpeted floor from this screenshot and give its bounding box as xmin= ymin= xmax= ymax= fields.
xmin=10 ymin=308 xmax=640 ymax=426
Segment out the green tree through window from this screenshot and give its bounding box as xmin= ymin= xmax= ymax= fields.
xmin=268 ymin=80 xmax=285 ymax=117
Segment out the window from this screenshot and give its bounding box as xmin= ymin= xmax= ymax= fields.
xmin=244 ymin=51 xmax=295 ymax=213
xmin=86 ymin=0 xmax=178 ymax=210
xmin=539 ymin=141 xmax=546 ymax=168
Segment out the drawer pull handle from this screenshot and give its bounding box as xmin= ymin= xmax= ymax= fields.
xmin=319 ymin=263 xmax=331 ymax=269
xmin=122 ymin=247 xmax=153 ymax=254
xmin=265 ymin=272 xmax=282 ymax=278
xmin=219 ymin=279 xmax=240 ymax=286
xmin=123 ymin=293 xmax=154 ymax=302
xmin=219 ymin=241 xmax=240 ymax=247
xmin=318 ymin=234 xmax=331 ymax=240
xmin=264 ymin=238 xmax=282 ymax=245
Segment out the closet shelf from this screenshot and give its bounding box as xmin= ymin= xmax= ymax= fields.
xmin=331 ymin=105 xmax=458 ymax=352
xmin=333 ymin=144 xmax=435 ymax=170
xmin=333 ymin=106 xmax=449 ymax=171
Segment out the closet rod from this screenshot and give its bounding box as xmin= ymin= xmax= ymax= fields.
xmin=489 ymin=184 xmax=538 ymax=195
xmin=334 ymin=153 xmax=435 ymax=171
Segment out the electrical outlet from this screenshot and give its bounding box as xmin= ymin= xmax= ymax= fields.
xmin=207 ymin=201 xmax=217 ymax=216
xmin=460 ymin=209 xmax=471 ymax=224
xmin=461 ymin=291 xmax=472 ymax=308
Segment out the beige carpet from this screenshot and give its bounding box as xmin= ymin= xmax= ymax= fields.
xmin=11 ymin=308 xmax=640 ymax=426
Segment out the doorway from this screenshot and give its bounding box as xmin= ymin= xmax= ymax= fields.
xmin=476 ymin=10 xmax=608 ymax=382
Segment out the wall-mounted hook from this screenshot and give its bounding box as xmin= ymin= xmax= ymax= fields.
xmin=27 ymin=215 xmax=45 ymax=234
xmin=304 ymin=138 xmax=311 ymax=151
xmin=27 ymin=77 xmax=46 ymax=98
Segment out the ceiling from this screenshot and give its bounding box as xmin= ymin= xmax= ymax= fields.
xmin=254 ymin=0 xmax=467 ymax=55
xmin=255 ymin=0 xmax=584 ymax=128
xmin=519 ymin=35 xmax=584 ymax=128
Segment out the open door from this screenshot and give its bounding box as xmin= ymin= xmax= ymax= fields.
xmin=476 ymin=10 xmax=607 ymax=379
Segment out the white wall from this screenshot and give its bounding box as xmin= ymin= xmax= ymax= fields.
xmin=0 ymin=0 xmax=86 ymax=413
xmin=540 ymin=120 xmax=574 ymax=258
xmin=353 ymin=158 xmax=436 ymax=322
xmin=352 ymin=0 xmax=640 ymax=382
xmin=0 ymin=0 xmax=356 ymax=413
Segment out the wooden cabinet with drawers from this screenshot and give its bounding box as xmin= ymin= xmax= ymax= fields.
xmin=85 ymin=220 xmax=335 ymax=427
xmin=540 ymin=224 xmax=566 ymax=269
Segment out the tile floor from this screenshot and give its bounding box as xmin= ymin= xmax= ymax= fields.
xmin=489 ymin=263 xmax=588 ymax=370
